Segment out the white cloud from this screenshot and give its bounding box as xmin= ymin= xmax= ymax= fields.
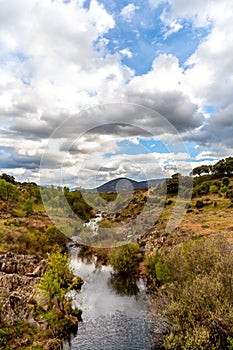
xmin=120 ymin=3 xmax=139 ymax=22
xmin=195 ymin=151 xmax=219 ymax=161
xmin=149 ymin=0 xmax=213 ymax=27
xmin=1 ymin=0 xmax=233 ymax=186
xmin=120 ymin=48 xmax=133 ymax=58
xmin=163 ymin=21 xmax=183 ymax=38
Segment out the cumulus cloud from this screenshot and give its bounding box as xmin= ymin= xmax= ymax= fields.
xmin=126 ymin=54 xmax=204 ymax=131
xmin=198 ymin=104 xmax=233 ymax=150
xmin=120 ymin=3 xmax=139 ymax=22
xmin=1 ymin=0 xmax=233 ymax=186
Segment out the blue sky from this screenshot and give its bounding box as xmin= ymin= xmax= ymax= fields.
xmin=99 ymin=1 xmax=212 ymax=75
xmin=0 ymin=0 xmax=233 ymax=187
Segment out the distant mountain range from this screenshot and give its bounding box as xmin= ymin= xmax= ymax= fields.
xmin=85 ymin=177 xmax=168 ymax=193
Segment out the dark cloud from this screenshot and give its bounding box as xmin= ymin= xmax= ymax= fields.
xmin=0 ymin=147 xmax=41 ymax=170
xmin=10 ymin=118 xmax=53 ymax=139
xmin=127 ymin=90 xmax=204 ymax=132
xmin=199 ymin=105 xmax=233 ymax=148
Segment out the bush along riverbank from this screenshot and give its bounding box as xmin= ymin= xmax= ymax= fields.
xmin=0 ymin=247 xmax=83 ymax=350
xmin=145 ymin=235 xmax=233 ymax=349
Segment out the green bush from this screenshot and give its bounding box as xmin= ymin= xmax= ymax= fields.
xmin=210 ymin=185 xmax=219 ymax=194
xmin=23 ymin=198 xmax=34 ymax=216
xmin=222 ymin=177 xmax=230 ymax=187
xmin=195 ymin=200 xmax=205 ymax=209
xmin=146 ymin=237 xmax=233 ymax=349
xmin=37 ymin=247 xmax=83 ymax=338
xmin=220 ymin=185 xmax=228 ymax=193
xmin=146 ymin=254 xmax=173 ymax=286
xmin=109 ymin=243 xmax=140 ymax=276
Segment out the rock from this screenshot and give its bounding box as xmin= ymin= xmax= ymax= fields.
xmin=0 ymin=272 xmax=40 ymax=325
xmin=9 ymin=291 xmax=21 ymax=311
xmin=26 ymin=260 xmax=47 ymax=277
xmin=0 ymin=253 xmax=44 ymax=275
xmin=0 ymin=253 xmax=46 ymax=326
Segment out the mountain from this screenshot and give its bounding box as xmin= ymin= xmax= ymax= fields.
xmin=85 ymin=177 xmax=168 ymax=193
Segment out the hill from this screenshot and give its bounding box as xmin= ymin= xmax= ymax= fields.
xmin=85 ymin=177 xmax=168 ymax=193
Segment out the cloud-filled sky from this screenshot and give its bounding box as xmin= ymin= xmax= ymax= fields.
xmin=1 ymin=0 xmax=233 ymax=187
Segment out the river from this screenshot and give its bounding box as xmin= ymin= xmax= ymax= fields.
xmin=66 ymin=246 xmax=166 ymax=350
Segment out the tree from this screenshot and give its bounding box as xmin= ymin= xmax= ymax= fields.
xmin=212 ymin=157 xmax=233 ymax=177
xmin=0 ymin=173 xmax=15 ymax=184
xmin=0 ymin=179 xmax=19 ymax=209
xmin=191 ymin=165 xmax=211 ymax=176
xmin=38 ymin=247 xmax=83 ymax=312
xmin=37 ymin=247 xmax=84 ymax=339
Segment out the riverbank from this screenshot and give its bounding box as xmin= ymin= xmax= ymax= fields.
xmin=69 ymin=246 xmax=169 ymax=349
xmin=0 ymin=249 xmax=83 ymax=350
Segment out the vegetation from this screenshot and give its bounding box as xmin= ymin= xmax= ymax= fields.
xmin=0 ymin=156 xmax=233 ymax=348
xmin=36 ymin=247 xmax=83 ymax=338
xmin=146 ymin=237 xmax=233 ymax=349
xmin=0 ymin=224 xmax=69 ymax=256
xmin=109 ymin=242 xmax=141 ymax=277
xmin=0 ymin=248 xmax=83 ymax=349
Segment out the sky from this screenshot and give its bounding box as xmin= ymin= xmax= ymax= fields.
xmin=1 ymin=0 xmax=233 ymax=188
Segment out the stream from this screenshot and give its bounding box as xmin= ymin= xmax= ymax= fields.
xmin=66 ymin=246 xmax=166 ymax=350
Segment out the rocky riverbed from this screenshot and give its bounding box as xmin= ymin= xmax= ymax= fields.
xmin=0 ymin=252 xmax=46 ymax=326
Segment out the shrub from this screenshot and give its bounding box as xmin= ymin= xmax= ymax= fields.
xmin=23 ymin=198 xmax=34 ymax=216
xmin=195 ymin=200 xmax=204 ymax=209
xmin=220 ymin=186 xmax=228 ymax=193
xmin=109 ymin=243 xmax=140 ymax=276
xmin=146 ymin=237 xmax=233 ymax=349
xmin=222 ymin=177 xmax=230 ymax=187
xmin=37 ymin=247 xmax=83 ymax=338
xmin=212 ymin=180 xmax=221 ymax=189
xmin=210 ymin=185 xmax=219 ymax=194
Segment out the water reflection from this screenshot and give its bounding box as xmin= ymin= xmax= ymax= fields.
xmin=69 ymin=247 xmax=164 ymax=349
xmin=108 ymin=274 xmax=140 ymax=296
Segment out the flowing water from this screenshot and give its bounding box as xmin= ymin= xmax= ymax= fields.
xmin=67 ymin=247 xmax=165 ymax=350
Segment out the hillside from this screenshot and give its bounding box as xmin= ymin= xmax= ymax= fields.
xmin=0 ymin=157 xmax=233 ymax=349
xmin=85 ymin=177 xmax=168 ymax=193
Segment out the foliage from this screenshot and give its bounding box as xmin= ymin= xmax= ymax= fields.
xmin=166 ymin=173 xmax=180 ymax=196
xmin=226 ymin=189 xmax=233 ymax=202
xmin=146 ymin=237 xmax=233 ymax=349
xmin=195 ymin=200 xmax=205 ymax=209
xmin=99 ymin=192 xmax=117 ymax=202
xmin=23 ymin=198 xmax=34 ymax=216
xmin=194 ymin=182 xmax=210 ymax=197
xmin=212 ymin=157 xmax=233 ymax=177
xmin=37 ymin=247 xmax=83 ymax=340
xmin=222 ymin=177 xmax=230 ymax=187
xmin=209 ymin=185 xmax=219 ymax=194
xmin=0 ymin=321 xmax=37 ymax=349
xmin=65 ymin=189 xmax=95 ymax=221
xmin=0 ymin=179 xmax=20 ymax=202
xmin=191 ymin=165 xmax=212 ymax=176
xmin=44 ymin=226 xmax=69 ymax=248
xmin=109 ymin=243 xmax=141 ymax=276
xmin=38 ymin=247 xmax=83 ymax=311
xmin=12 ymin=225 xmax=69 ymax=256
xmin=146 ymin=254 xmax=173 ymax=286
xmin=0 ymin=173 xmax=16 ymax=184
xmin=191 ymin=157 xmax=233 ymax=178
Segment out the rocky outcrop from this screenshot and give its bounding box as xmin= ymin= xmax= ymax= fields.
xmin=0 ymin=253 xmax=46 ymax=326
xmin=0 ymin=273 xmax=39 ymax=325
xmin=0 ymin=252 xmax=47 ymax=276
